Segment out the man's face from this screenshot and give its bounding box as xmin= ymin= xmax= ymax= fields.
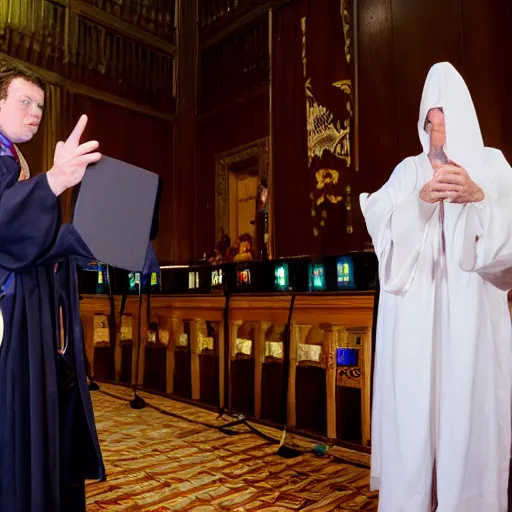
xmin=0 ymin=77 xmax=44 ymax=143
xmin=427 ymin=107 xmax=446 ymax=146
xmin=427 ymin=107 xmax=445 ymax=128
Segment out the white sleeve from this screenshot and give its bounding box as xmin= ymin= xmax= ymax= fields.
xmin=458 ymin=150 xmax=512 ymax=290
xmin=360 ymin=160 xmax=436 ymax=296
xmin=459 ymin=196 xmax=512 ymax=290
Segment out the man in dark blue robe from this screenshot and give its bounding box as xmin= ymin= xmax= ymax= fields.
xmin=0 ymin=62 xmax=105 ymax=510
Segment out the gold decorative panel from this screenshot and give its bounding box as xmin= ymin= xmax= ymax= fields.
xmin=300 ymin=1 xmax=354 ymax=237
xmin=177 ymin=333 xmax=188 ymax=347
xmin=265 ymin=341 xmax=283 ymax=360
xmin=337 ymin=366 xmax=361 ymax=388
xmin=235 ymin=338 xmax=252 ymax=356
xmin=93 ymin=314 xmax=110 ymax=345
xmin=159 ymin=328 xmax=170 ymax=346
xmin=198 ymin=336 xmax=214 ymax=353
xmin=120 ymin=314 xmax=133 ymax=341
xmin=297 ymin=343 xmax=322 ymax=363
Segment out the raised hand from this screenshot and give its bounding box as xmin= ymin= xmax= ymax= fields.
xmin=46 ymin=115 xmax=101 ymax=197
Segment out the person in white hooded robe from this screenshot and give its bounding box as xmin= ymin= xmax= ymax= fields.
xmin=360 ymin=61 xmax=512 ymax=512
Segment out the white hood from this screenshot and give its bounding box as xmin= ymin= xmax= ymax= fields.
xmin=417 ymin=62 xmax=485 ymax=178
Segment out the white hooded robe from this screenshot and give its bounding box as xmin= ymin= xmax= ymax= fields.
xmin=360 ymin=62 xmax=512 ymax=512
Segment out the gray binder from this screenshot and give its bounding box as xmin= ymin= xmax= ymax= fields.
xmin=72 ymin=156 xmax=160 ymax=271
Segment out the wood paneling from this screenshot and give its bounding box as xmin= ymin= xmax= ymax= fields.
xmin=390 ymin=0 xmax=463 ymax=160
xmin=272 ymin=0 xmax=311 ymax=258
xmin=199 ymin=15 xmax=269 ymax=110
xmin=353 ymin=0 xmax=397 ymax=246
xmin=459 ymin=0 xmax=512 ymax=159
xmin=173 ymin=0 xmax=199 ymax=263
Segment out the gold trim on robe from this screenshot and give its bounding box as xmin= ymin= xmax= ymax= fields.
xmin=13 ymin=144 xmax=30 ymax=181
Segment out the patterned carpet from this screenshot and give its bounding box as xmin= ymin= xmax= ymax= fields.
xmin=86 ymin=384 xmax=378 ymax=511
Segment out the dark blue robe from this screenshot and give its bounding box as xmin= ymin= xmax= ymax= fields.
xmin=0 ymin=136 xmax=105 ymax=511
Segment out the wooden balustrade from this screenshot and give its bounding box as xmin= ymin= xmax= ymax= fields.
xmin=81 ymin=292 xmax=375 ymax=447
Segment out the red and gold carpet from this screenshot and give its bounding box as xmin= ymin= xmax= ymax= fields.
xmin=86 ymin=384 xmax=377 ymax=511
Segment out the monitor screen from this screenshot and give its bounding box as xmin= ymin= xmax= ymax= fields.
xmin=212 ymin=269 xmax=223 ymax=287
xmin=308 ymin=263 xmax=326 ymax=291
xmin=83 ymin=261 xmax=108 ymax=293
xmin=336 ymin=256 xmax=355 ymax=289
xmin=128 ymin=272 xmax=141 ymax=293
xmin=237 ymin=268 xmax=251 ymax=287
xmin=274 ymin=263 xmax=289 ymax=291
xmin=188 ymin=271 xmax=199 ymax=290
xmin=336 ymin=347 xmax=359 ymax=366
xmin=146 ymin=270 xmax=161 ymax=292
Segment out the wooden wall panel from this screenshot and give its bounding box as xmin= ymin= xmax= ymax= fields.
xmin=459 ymin=0 xmax=512 ymax=160
xmin=199 ymin=15 xmax=269 ymax=111
xmin=272 ymin=0 xmax=311 ymax=258
xmin=390 ymin=0 xmax=464 ymax=160
xmin=173 ymin=0 xmax=199 ymax=264
xmin=353 ymin=0 xmax=397 ymax=248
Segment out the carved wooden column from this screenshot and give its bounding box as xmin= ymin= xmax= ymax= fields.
xmin=131 ymin=297 xmax=148 ymax=386
xmin=287 ymin=324 xmax=300 ymax=428
xmin=228 ymin=320 xmax=243 ymax=409
xmin=321 ymin=324 xmax=338 ymax=440
xmin=113 ymin=312 xmax=124 ymax=382
xmin=173 ymin=0 xmax=198 ymax=262
xmin=190 ymin=318 xmax=206 ymax=401
xmin=213 ymin=321 xmax=226 ymax=409
xmin=166 ymin=315 xmax=181 ymax=395
xmin=254 ymin=321 xmax=271 ymax=418
xmin=357 ymin=327 xmax=372 ymax=446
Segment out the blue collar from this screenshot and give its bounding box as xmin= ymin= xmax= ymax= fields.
xmin=0 ymin=132 xmax=15 ymax=159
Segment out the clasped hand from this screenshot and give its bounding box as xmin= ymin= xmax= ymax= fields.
xmin=46 ymin=115 xmax=101 ymax=197
xmin=419 ymin=162 xmax=484 ymax=204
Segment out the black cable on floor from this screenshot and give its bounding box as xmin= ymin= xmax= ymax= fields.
xmin=98 ymin=388 xmax=283 ymax=445
xmin=96 ymin=388 xmax=370 ymax=468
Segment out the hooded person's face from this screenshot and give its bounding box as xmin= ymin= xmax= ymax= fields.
xmin=427 ymin=107 xmax=446 ymax=149
xmin=417 ymin=62 xmax=485 ymax=178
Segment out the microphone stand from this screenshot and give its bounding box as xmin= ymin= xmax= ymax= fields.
xmin=130 ymin=273 xmax=146 ymax=409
